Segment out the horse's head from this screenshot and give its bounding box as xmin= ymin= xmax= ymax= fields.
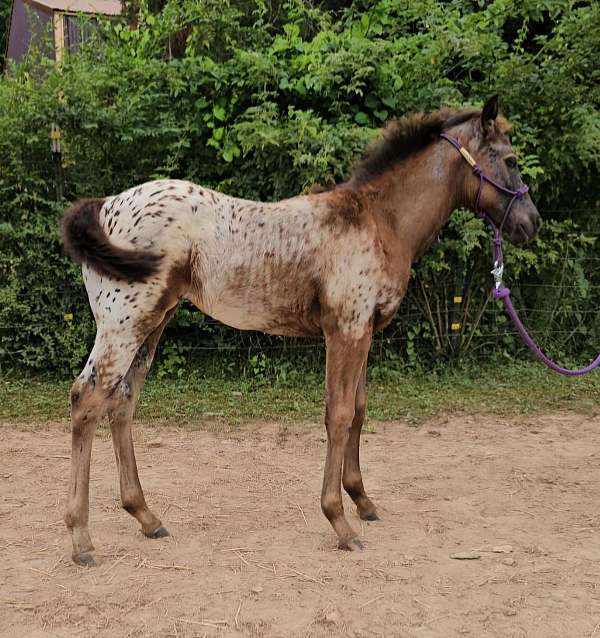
xmin=448 ymin=96 xmax=542 ymax=245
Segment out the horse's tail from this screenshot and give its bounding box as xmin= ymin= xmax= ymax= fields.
xmin=61 ymin=198 xmax=162 ymax=282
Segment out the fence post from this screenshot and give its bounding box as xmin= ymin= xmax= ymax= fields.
xmin=450 ymin=268 xmax=465 ymax=355
xmin=51 ymin=124 xmax=64 ymax=201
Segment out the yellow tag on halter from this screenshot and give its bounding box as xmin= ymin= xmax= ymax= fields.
xmin=453 ymin=296 xmax=463 ymax=304
xmin=64 ymin=313 xmax=73 ymax=321
xmin=451 ymin=322 xmax=461 ymax=331
xmin=459 ymin=147 xmax=477 ymax=167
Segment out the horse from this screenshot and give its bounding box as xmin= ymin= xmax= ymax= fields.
xmin=60 ymin=96 xmax=541 ymax=566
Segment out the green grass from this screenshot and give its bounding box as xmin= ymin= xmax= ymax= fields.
xmin=1 ymin=361 xmax=599 ymax=427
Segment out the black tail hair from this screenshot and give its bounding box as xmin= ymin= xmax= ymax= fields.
xmin=61 ymin=198 xmax=162 ymax=282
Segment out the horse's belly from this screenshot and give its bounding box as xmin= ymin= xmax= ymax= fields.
xmin=204 ymin=300 xmax=272 ymax=332
xmin=188 ymin=246 xmax=322 ymax=336
xmin=198 ymin=290 xmax=321 ymax=337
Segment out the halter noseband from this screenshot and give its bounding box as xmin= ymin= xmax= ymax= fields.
xmin=439 ymin=132 xmax=529 ymax=232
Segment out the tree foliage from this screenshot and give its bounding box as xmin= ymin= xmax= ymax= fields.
xmin=0 ymin=0 xmax=598 ymax=374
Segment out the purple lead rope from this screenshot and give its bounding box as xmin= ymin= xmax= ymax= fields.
xmin=487 ymin=221 xmax=600 ymax=376
xmin=440 ymin=133 xmax=600 ymax=377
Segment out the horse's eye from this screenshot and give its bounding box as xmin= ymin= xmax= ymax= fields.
xmin=505 ymin=156 xmax=518 ymax=170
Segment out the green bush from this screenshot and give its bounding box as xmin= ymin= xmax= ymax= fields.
xmin=0 ymin=0 xmax=598 ymax=375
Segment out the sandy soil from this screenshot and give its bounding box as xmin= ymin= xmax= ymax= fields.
xmin=2 ymin=412 xmax=600 ymax=637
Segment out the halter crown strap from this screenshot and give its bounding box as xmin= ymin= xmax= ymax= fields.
xmin=439 ymin=133 xmax=528 ymax=204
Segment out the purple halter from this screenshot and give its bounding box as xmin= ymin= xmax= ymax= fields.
xmin=440 ymin=132 xmax=529 ymax=230
xmin=440 ymin=132 xmax=600 ymax=376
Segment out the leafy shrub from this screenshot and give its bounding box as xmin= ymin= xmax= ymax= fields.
xmin=0 ymin=0 xmax=598 ymax=375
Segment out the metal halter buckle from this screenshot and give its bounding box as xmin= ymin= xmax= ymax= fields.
xmin=491 ymin=260 xmax=504 ymax=289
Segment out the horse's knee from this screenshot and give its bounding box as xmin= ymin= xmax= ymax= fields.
xmin=325 ymin=404 xmax=355 ymax=436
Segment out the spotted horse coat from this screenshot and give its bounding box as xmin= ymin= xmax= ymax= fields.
xmin=60 ymin=99 xmax=541 ymax=565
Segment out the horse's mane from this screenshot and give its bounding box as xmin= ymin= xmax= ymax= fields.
xmin=351 ymin=107 xmax=511 ymax=184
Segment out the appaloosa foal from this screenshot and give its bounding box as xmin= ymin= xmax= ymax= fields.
xmin=61 ymin=97 xmax=541 ymax=565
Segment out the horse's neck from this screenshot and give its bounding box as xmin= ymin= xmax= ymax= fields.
xmin=373 ymin=142 xmax=461 ymax=266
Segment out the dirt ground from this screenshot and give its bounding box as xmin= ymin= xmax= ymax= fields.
xmin=2 ymin=412 xmax=600 ymax=637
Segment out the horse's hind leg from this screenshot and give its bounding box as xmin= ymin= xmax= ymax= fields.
xmin=107 ymin=310 xmax=175 ymax=539
xmin=65 ymin=378 xmax=103 ymax=566
xmin=342 ymin=362 xmax=379 ymax=521
xmin=65 ymin=334 xmax=144 ymax=566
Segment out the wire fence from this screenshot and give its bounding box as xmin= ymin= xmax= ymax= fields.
xmin=1 ymin=206 xmax=599 ymax=370
xmin=0 ymin=255 xmax=600 ymax=370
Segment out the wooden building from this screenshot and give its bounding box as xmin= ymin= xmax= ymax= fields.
xmin=5 ymin=0 xmax=121 ymax=63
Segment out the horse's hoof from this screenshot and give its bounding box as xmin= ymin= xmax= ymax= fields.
xmin=339 ymin=537 xmax=364 ymax=551
xmin=73 ymin=551 xmax=96 ymax=567
xmin=359 ymin=510 xmax=380 ymax=522
xmin=145 ymin=525 xmax=170 ymax=539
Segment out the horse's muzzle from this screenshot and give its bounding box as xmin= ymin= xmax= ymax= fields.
xmin=510 ymin=212 xmax=542 ymax=245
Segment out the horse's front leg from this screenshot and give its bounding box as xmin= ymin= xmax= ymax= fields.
xmin=342 ymin=361 xmax=379 ymax=521
xmin=321 ymin=322 xmax=372 ymax=550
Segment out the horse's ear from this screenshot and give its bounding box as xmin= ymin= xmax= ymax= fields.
xmin=481 ymin=95 xmax=499 ymax=136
